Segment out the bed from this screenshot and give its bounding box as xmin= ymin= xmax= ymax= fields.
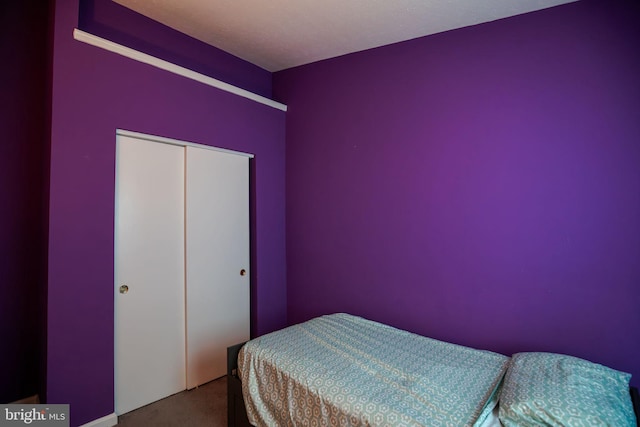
xmin=228 ymin=313 xmax=639 ymax=427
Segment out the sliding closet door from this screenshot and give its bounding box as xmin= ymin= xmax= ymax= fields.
xmin=185 ymin=147 xmax=250 ymax=388
xmin=114 ymin=135 xmax=186 ymax=415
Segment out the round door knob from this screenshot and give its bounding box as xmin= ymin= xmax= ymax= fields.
xmin=119 ymin=284 xmax=129 ymax=294
xmin=240 ymin=269 xmax=247 ymax=276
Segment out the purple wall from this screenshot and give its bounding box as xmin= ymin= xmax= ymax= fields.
xmin=0 ymin=2 xmax=49 ymax=403
xmin=49 ymin=0 xmax=285 ymax=424
xmin=78 ymin=0 xmax=272 ymax=98
xmin=275 ymin=0 xmax=640 ymax=386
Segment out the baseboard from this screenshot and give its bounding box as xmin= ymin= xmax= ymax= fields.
xmin=78 ymin=413 xmax=118 ymax=427
xmin=11 ymin=395 xmax=40 ymax=404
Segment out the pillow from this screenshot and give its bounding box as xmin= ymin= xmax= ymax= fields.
xmin=499 ymin=352 xmax=636 ymax=427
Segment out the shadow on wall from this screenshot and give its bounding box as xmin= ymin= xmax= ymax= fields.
xmin=0 ymin=1 xmax=50 ymax=404
xmin=77 ymin=0 xmax=272 ymax=98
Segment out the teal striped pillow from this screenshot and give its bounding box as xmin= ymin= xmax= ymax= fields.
xmin=499 ymin=352 xmax=636 ymax=427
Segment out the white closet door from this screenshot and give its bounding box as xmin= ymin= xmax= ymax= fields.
xmin=185 ymin=146 xmax=250 ymax=388
xmin=114 ymin=135 xmax=186 ymax=414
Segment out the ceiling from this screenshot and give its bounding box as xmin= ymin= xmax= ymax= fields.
xmin=114 ymin=0 xmax=578 ymax=72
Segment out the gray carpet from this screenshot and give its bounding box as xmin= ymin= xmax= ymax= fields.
xmin=117 ymin=376 xmax=227 ymax=426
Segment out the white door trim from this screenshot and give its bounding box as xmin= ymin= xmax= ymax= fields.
xmin=116 ymin=129 xmax=255 ymax=158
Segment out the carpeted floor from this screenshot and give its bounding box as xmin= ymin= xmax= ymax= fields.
xmin=117 ymin=376 xmax=227 ymax=426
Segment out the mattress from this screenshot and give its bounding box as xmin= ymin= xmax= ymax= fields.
xmin=238 ymin=313 xmax=509 ymax=426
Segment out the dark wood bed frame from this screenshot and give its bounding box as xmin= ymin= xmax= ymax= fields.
xmin=228 ymin=343 xmax=640 ymax=427
xmin=227 ymin=343 xmax=252 ymax=427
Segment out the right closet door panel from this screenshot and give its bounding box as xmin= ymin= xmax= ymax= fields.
xmin=185 ymin=146 xmax=250 ymax=389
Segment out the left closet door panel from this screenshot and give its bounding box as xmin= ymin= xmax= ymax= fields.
xmin=115 ymin=135 xmax=186 ymax=415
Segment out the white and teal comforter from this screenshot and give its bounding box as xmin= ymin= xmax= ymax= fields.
xmin=239 ymin=313 xmax=509 ymax=427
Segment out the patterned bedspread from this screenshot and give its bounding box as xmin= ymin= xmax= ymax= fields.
xmin=238 ymin=313 xmax=509 ymax=427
